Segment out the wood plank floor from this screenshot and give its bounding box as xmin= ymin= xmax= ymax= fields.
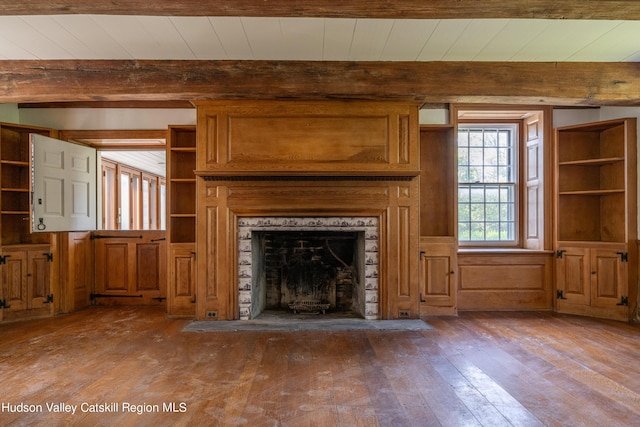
xmin=1 ymin=307 xmax=640 ymax=426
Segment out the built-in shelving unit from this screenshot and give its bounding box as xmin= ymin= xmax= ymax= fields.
xmin=168 ymin=126 xmax=196 ymax=243
xmin=556 ymin=120 xmax=630 ymax=243
xmin=0 ymin=123 xmax=55 ymax=245
xmin=166 ymin=125 xmax=197 ymax=317
xmin=554 ymin=118 xmax=637 ymax=321
xmin=418 ymin=125 xmax=457 ymax=315
xmin=0 ymin=122 xmax=56 ymax=322
xmin=419 ymin=125 xmax=456 ymax=238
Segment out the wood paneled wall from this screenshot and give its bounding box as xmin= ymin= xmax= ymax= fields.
xmin=457 ymin=251 xmax=553 ymax=311
xmin=93 ymin=231 xmax=166 ymax=305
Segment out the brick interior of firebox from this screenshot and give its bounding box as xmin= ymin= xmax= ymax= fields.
xmin=253 ymin=231 xmax=365 ymax=317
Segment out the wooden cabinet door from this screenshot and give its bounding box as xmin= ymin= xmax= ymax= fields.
xmin=556 ymin=246 xmax=629 ymax=320
xmin=93 ymin=231 xmax=166 ymax=305
xmin=0 ymin=247 xmax=52 ymax=321
xmin=168 ymin=244 xmax=196 ymax=316
xmin=556 ymin=247 xmax=590 ymax=307
xmin=590 ymin=248 xmax=627 ymax=310
xmin=1 ymin=250 xmax=27 ymax=312
xmin=419 ymin=242 xmax=456 ymax=314
xmin=27 ymin=250 xmax=52 ymax=311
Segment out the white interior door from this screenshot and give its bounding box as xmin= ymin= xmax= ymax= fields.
xmin=31 ymin=134 xmax=97 ymax=232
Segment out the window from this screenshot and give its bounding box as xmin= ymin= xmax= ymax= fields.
xmin=101 ymin=158 xmax=166 ymax=231
xmin=159 ymin=179 xmax=166 ymax=230
xmin=142 ymin=173 xmax=158 ymax=230
xmin=451 ymin=105 xmax=549 ymax=250
xmin=102 ymin=160 xmax=118 ymax=230
xmin=458 ymin=124 xmax=518 ymax=245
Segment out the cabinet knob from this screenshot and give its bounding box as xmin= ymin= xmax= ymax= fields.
xmin=591 ymin=271 xmax=596 ymax=275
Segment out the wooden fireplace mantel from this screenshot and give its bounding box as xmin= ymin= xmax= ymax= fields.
xmin=195 ymin=178 xmax=420 ymax=321
xmin=193 ymin=172 xmax=420 ymax=179
xmin=194 ymin=100 xmax=422 ymax=320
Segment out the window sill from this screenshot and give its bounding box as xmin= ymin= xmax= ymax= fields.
xmin=458 ymin=248 xmax=554 ymax=255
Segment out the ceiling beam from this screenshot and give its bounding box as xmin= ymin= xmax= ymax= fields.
xmin=2 ymin=60 xmax=640 ymax=106
xmin=1 ymin=0 xmax=639 ymax=20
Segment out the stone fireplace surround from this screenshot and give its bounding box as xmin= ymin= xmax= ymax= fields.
xmin=237 ymin=216 xmax=380 ymax=320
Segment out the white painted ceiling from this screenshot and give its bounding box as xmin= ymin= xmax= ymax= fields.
xmin=0 ymin=16 xmax=639 ymax=62
xmin=100 ymin=150 xmax=166 ymax=177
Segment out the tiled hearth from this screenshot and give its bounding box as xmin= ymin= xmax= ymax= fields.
xmin=237 ymin=216 xmax=380 ymax=320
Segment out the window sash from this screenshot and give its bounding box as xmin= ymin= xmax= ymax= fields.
xmin=458 ymin=124 xmax=518 ymax=244
xmin=458 ymin=183 xmax=516 ymax=242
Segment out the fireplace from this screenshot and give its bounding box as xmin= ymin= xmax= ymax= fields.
xmin=237 ymin=217 xmax=379 ymax=320
xmin=195 ymin=100 xmax=421 ymax=321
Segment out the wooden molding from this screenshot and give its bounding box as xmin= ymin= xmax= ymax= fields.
xmin=3 ymin=60 xmax=640 ymax=106
xmin=59 ymin=129 xmax=167 ymax=148
xmin=2 ymin=1 xmax=639 ymax=19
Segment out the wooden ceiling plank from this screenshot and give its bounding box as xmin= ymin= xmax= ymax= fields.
xmin=416 ymin=20 xmax=471 ymax=61
xmin=169 ymin=17 xmax=227 ymax=60
xmin=323 ymin=19 xmax=357 ymax=60
xmin=442 ymin=19 xmax=507 ymax=61
xmin=350 ymin=19 xmax=395 ymax=61
xmin=280 ymin=18 xmax=325 ymax=61
xmin=3 ymin=60 xmax=640 ymax=106
xmin=473 ymin=20 xmax=549 ymax=61
xmin=56 ymin=15 xmax=133 ymax=59
xmin=380 ymin=19 xmax=439 ymax=61
xmin=568 ymin=21 xmax=640 ymax=62
xmin=512 ymin=20 xmax=621 ymax=62
xmin=208 ymin=17 xmax=253 ymax=60
xmin=1 ymin=1 xmax=639 ymax=20
xmin=242 ymin=18 xmax=287 ymax=60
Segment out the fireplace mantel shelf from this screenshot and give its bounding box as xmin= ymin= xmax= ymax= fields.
xmin=194 ymin=170 xmax=420 ymax=180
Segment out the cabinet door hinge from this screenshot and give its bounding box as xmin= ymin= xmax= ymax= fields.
xmin=0 ymin=254 xmax=10 ymax=265
xmin=616 ymin=252 xmax=628 ymax=262
xmin=556 ymin=250 xmax=566 ymax=259
xmin=616 ymin=296 xmax=629 ymax=306
xmin=0 ymin=299 xmax=10 ymax=309
xmin=557 ymin=290 xmax=568 ymax=300
xmin=43 ymin=294 xmax=54 ymax=304
xmin=43 ymin=253 xmax=53 ymax=262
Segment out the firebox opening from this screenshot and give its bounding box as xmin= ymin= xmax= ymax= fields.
xmin=251 ymin=230 xmax=366 ymax=319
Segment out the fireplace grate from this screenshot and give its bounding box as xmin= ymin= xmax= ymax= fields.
xmin=288 ymin=300 xmax=331 ymax=315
